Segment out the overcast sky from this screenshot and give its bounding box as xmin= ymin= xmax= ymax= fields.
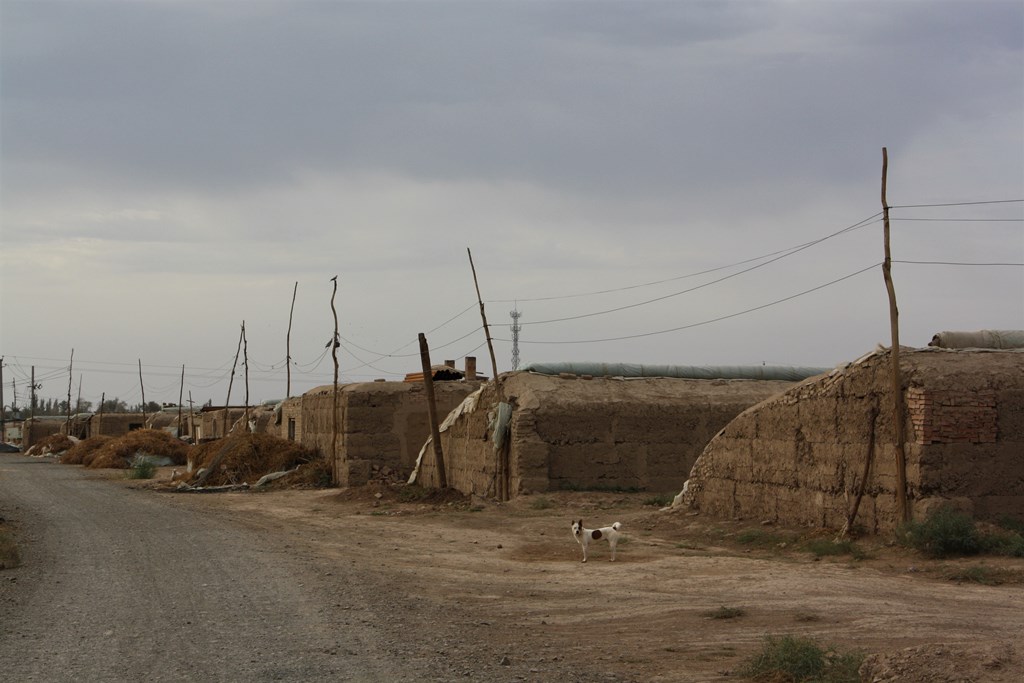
xmin=1 ymin=0 xmax=1022 ymax=410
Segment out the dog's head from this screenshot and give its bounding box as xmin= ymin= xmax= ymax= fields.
xmin=571 ymin=519 xmax=583 ymax=538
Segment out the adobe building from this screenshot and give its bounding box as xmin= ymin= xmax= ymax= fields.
xmin=678 ymin=348 xmax=1024 ymax=533
xmin=413 ymin=368 xmax=806 ymax=499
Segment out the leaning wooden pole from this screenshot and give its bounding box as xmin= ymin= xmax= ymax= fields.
xmin=66 ymin=348 xmax=74 ymax=430
xmin=224 ymin=324 xmax=243 ymax=438
xmin=467 ymin=249 xmax=501 ymax=390
xmin=881 ymin=147 xmax=910 ymax=524
xmin=287 ymin=281 xmax=298 ymax=399
xmin=419 ymin=333 xmax=448 ymax=489
xmin=178 ymin=364 xmax=185 ymax=438
xmin=330 ymin=276 xmax=340 ymax=485
xmin=138 ymin=358 xmax=147 ymax=423
xmin=242 ymin=321 xmax=250 ymax=426
xmin=841 ymin=404 xmax=880 ymax=538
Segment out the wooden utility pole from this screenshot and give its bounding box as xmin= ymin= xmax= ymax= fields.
xmin=178 ymin=365 xmax=185 ymax=438
xmin=419 ymin=333 xmax=447 ymax=488
xmin=329 ymin=276 xmax=340 ymax=484
xmin=242 ymin=321 xmax=250 ymax=426
xmin=287 ymin=281 xmax=298 ymax=399
xmin=75 ymin=375 xmax=82 ymax=418
xmin=188 ymin=392 xmax=195 ymax=442
xmin=467 ymin=249 xmax=500 ymax=388
xmin=138 ymin=359 xmax=147 ymax=423
xmin=98 ymin=392 xmax=105 ymax=435
xmin=66 ymin=349 xmax=74 ymax=429
xmin=31 ymin=366 xmax=36 ymax=418
xmin=0 ymin=357 xmax=5 ymax=438
xmin=224 ymin=323 xmax=244 ymax=438
xmin=881 ymin=147 xmax=910 ymax=523
xmin=467 ymin=248 xmax=509 ymax=499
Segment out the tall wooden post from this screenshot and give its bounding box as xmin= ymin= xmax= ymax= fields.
xmin=881 ymin=147 xmax=910 ymax=523
xmin=242 ymin=321 xmax=250 ymax=426
xmin=178 ymin=365 xmax=185 ymax=438
xmin=30 ymin=366 xmax=36 ymax=418
xmin=138 ymin=359 xmax=147 ymax=423
xmin=419 ymin=333 xmax=447 ymax=488
xmin=188 ymin=392 xmax=195 ymax=442
xmin=330 ymin=276 xmax=340 ymax=484
xmin=224 ymin=324 xmax=243 ymax=438
xmin=467 ymin=248 xmax=500 ymax=388
xmin=66 ymin=349 xmax=74 ymax=429
xmin=0 ymin=357 xmax=5 ymax=439
xmin=98 ymin=392 xmax=105 ymax=436
xmin=287 ymin=281 xmax=298 ymax=399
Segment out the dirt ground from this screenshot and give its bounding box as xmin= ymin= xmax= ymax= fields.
xmin=116 ymin=469 xmax=1024 ymax=682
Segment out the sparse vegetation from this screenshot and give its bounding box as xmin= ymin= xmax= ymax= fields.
xmin=804 ymin=538 xmax=866 ymax=560
xmin=944 ymin=564 xmax=1002 ymax=586
xmin=740 ymin=634 xmax=863 ymax=682
xmin=126 ymin=457 xmax=157 ymax=480
xmin=704 ymin=605 xmax=746 ymax=620
xmin=530 ymin=496 xmax=554 ymax=510
xmin=643 ymin=494 xmax=675 ymax=507
xmin=899 ymin=505 xmax=1024 ymax=559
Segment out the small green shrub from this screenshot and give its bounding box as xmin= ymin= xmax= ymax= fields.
xmin=127 ymin=457 xmax=157 ymax=480
xmin=899 ymin=505 xmax=983 ymax=558
xmin=944 ymin=564 xmax=1001 ymax=586
xmin=804 ymin=538 xmax=866 ymax=560
xmin=995 ymin=515 xmax=1024 ymax=536
xmin=983 ymin=529 xmax=1024 ymax=558
xmin=643 ymin=494 xmax=674 ymax=507
xmin=740 ymin=635 xmax=863 ymax=682
xmin=530 ymin=496 xmax=554 ymax=510
xmin=704 ymin=606 xmax=746 ymax=620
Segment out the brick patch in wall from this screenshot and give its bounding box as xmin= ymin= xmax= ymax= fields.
xmin=907 ymin=387 xmax=997 ymax=445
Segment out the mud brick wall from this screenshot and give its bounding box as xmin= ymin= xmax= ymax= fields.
xmin=302 ymin=382 xmax=480 ymax=487
xmin=89 ymin=413 xmax=146 ymax=438
xmin=425 ymin=372 xmax=796 ymax=498
xmin=278 ymin=397 xmax=302 ymax=442
xmin=199 ymin=409 xmax=246 ymax=441
xmin=683 ymin=349 xmax=1024 ymax=533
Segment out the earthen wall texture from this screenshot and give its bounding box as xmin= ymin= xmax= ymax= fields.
xmin=88 ymin=413 xmax=147 ymax=438
xmin=424 ymin=372 xmax=796 ymax=497
xmin=683 ymin=349 xmax=1024 ymax=532
xmin=279 ymin=397 xmax=302 ymax=442
xmin=199 ymin=409 xmax=246 ymax=441
xmin=302 ymin=382 xmax=480 ymax=486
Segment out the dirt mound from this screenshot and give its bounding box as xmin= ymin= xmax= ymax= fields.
xmin=86 ymin=429 xmax=190 ymax=469
xmin=61 ymin=435 xmax=115 ymax=465
xmin=860 ymin=642 xmax=1021 ymax=682
xmin=25 ymin=434 xmax=76 ymax=457
xmin=187 ymin=433 xmax=326 ymax=487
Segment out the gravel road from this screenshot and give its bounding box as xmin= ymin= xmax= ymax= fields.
xmin=0 ymin=456 xmax=613 ymax=683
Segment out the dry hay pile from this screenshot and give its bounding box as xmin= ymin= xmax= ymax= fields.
xmin=187 ymin=433 xmax=327 ymax=487
xmin=85 ymin=429 xmax=190 ymax=469
xmin=61 ymin=435 xmax=115 ymax=465
xmin=25 ymin=434 xmax=76 ymax=457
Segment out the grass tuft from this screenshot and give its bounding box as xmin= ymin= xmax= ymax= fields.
xmin=704 ymin=605 xmax=746 ymax=620
xmin=126 ymin=457 xmax=157 ymax=479
xmin=740 ymin=634 xmax=863 ymax=682
xmin=898 ymin=505 xmax=983 ymax=558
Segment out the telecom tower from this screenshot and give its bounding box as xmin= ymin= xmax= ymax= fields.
xmin=509 ymin=307 xmax=522 ymax=370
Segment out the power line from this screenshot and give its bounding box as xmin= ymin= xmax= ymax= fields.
xmin=893 ymin=260 xmax=1024 ymax=267
xmin=518 ymin=213 xmax=882 ymax=327
xmin=495 ymin=263 xmax=880 ymax=345
xmin=890 ymin=199 xmax=1024 ymax=209
xmin=891 ymin=218 xmax=1023 ymax=223
xmin=487 ymin=213 xmax=883 ymax=304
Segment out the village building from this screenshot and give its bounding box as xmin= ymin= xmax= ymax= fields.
xmin=678 ymin=348 xmax=1024 ymax=533
xmin=412 ymin=365 xmax=820 ymax=498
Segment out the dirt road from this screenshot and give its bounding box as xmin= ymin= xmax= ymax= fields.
xmin=3 ymin=454 xmax=1023 ymax=682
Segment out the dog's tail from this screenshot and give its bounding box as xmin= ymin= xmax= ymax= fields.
xmin=612 ymin=522 xmax=622 ymax=531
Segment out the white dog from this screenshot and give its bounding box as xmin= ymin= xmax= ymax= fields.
xmin=571 ymin=519 xmax=623 ymax=562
